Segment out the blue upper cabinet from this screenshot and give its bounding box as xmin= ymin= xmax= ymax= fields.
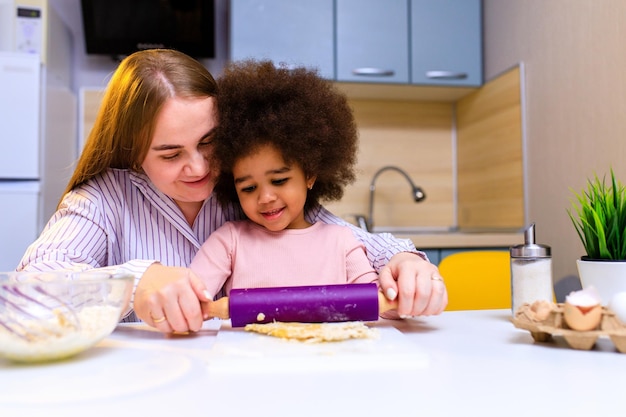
xmin=229 ymin=0 xmax=483 ymax=89
xmin=230 ymin=0 xmax=335 ymax=80
xmin=336 ymin=0 xmax=410 ymax=84
xmin=411 ymin=0 xmax=483 ymax=87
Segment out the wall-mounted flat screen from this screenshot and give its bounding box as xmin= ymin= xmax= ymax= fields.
xmin=81 ymin=0 xmax=215 ymax=59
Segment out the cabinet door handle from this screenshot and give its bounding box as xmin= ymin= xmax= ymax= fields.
xmin=426 ymin=70 xmax=468 ymax=80
xmin=352 ymin=68 xmax=395 ymax=77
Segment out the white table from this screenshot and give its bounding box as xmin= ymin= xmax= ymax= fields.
xmin=1 ymin=310 xmax=624 ymax=417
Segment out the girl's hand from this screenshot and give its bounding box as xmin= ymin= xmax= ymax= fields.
xmin=378 ymin=252 xmax=448 ymax=317
xmin=133 ymin=263 xmax=212 ymax=333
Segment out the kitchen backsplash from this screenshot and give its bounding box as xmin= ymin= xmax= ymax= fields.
xmin=324 ymin=99 xmax=455 ymax=230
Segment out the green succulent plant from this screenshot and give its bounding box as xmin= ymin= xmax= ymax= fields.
xmin=568 ymin=169 xmax=626 ymax=260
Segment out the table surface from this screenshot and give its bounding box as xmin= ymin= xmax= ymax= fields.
xmin=1 ymin=309 xmax=624 ymax=417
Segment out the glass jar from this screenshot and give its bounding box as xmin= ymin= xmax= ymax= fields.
xmin=510 ymin=223 xmax=553 ymax=314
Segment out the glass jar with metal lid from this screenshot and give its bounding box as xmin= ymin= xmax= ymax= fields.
xmin=510 ymin=223 xmax=553 ymax=314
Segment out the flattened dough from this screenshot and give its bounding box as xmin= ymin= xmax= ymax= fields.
xmin=244 ymin=321 xmax=377 ymax=343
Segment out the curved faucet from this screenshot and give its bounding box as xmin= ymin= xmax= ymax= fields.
xmin=367 ymin=166 xmax=426 ymax=232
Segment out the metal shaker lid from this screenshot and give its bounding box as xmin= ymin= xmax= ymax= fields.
xmin=510 ymin=223 xmax=551 ymax=258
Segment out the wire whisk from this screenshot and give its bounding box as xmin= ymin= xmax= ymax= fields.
xmin=0 ymin=282 xmax=81 ymax=342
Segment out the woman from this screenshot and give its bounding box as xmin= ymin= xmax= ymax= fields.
xmin=17 ymin=49 xmax=447 ymax=333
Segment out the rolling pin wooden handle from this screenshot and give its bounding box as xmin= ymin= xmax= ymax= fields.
xmin=205 ymin=289 xmax=398 ymax=321
xmin=378 ymin=290 xmax=399 ymax=314
xmin=206 ymin=297 xmax=230 ymax=320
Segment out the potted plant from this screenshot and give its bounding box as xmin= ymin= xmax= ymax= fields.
xmin=568 ymin=169 xmax=626 ymax=303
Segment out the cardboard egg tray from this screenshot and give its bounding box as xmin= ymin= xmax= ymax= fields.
xmin=512 ymin=303 xmax=626 ymax=353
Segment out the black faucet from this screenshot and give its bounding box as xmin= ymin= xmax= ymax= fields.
xmin=366 ymin=166 xmax=426 ymax=232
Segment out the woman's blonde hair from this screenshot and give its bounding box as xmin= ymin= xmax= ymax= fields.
xmin=62 ymin=49 xmax=217 ymax=201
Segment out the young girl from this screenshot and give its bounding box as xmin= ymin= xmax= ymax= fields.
xmin=190 ymin=60 xmax=378 ymax=299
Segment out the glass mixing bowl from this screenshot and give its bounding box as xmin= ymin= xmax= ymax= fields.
xmin=0 ymin=270 xmax=134 ymax=363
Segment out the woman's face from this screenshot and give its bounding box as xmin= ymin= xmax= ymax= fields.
xmin=232 ymin=144 xmax=315 ymax=231
xmin=142 ymin=96 xmax=217 ymax=211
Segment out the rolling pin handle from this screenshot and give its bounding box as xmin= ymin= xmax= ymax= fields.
xmin=204 ymin=296 xmax=230 ymax=320
xmin=378 ymin=290 xmax=399 ymax=314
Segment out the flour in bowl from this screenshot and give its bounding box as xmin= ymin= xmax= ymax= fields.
xmin=0 ymin=304 xmax=121 ymax=362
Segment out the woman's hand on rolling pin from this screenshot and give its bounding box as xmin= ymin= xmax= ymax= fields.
xmin=200 ymin=297 xmax=230 ymax=321
xmin=134 ymin=263 xmax=212 ymax=333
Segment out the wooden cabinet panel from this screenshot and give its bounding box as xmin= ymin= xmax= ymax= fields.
xmin=456 ymin=65 xmax=525 ymax=230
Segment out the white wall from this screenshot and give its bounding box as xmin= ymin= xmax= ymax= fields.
xmin=484 ymin=0 xmax=626 ymax=288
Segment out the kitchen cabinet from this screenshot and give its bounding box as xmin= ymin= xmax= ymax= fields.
xmin=440 ymin=247 xmax=508 ymax=261
xmin=229 ymin=0 xmax=483 ymax=91
xmin=336 ymin=0 xmax=409 ymax=84
xmin=422 ymin=249 xmax=441 ymax=265
xmin=411 ymin=0 xmax=483 ymax=87
xmin=229 ymin=0 xmax=335 ymax=80
xmin=402 ymin=230 xmax=521 ymax=267
xmin=426 ymin=247 xmax=509 ymax=266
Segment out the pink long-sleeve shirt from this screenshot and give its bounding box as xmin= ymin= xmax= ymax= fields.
xmin=190 ymin=221 xmax=379 ymax=298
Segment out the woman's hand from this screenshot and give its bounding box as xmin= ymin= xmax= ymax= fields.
xmin=378 ymin=252 xmax=448 ymax=317
xmin=133 ymin=263 xmax=212 ymax=333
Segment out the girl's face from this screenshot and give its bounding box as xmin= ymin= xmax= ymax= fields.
xmin=142 ymin=96 xmax=217 ymax=220
xmin=232 ymin=144 xmax=315 ymax=231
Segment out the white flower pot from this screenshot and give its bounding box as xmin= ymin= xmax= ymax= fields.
xmin=576 ymin=258 xmax=626 ymax=305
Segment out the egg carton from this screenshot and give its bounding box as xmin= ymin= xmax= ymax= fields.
xmin=512 ymin=303 xmax=626 ymax=352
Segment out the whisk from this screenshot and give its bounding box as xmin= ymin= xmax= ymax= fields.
xmin=0 ymin=283 xmax=81 ymax=342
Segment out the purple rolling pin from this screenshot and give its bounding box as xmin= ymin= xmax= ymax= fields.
xmin=229 ymin=283 xmax=380 ymax=327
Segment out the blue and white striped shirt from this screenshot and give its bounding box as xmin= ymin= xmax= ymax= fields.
xmin=18 ymin=169 xmax=419 ymax=282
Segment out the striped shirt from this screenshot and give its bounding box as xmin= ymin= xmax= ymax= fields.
xmin=17 ymin=169 xmax=420 ymax=315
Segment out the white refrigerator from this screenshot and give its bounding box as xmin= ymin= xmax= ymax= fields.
xmin=0 ymin=51 xmax=76 ymax=271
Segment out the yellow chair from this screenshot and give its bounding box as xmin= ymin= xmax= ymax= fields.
xmin=437 ymin=250 xmax=511 ymax=311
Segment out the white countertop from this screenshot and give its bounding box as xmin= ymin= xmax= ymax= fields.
xmin=1 ymin=310 xmax=624 ymax=417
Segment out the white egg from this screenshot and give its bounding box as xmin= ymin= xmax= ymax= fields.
xmin=608 ymin=291 xmax=626 ymax=324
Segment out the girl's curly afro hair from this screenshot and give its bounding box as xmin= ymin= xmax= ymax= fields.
xmin=212 ymin=60 xmax=359 ymax=211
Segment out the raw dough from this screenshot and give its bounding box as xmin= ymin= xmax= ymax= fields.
xmin=244 ymin=321 xmax=377 ymax=343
